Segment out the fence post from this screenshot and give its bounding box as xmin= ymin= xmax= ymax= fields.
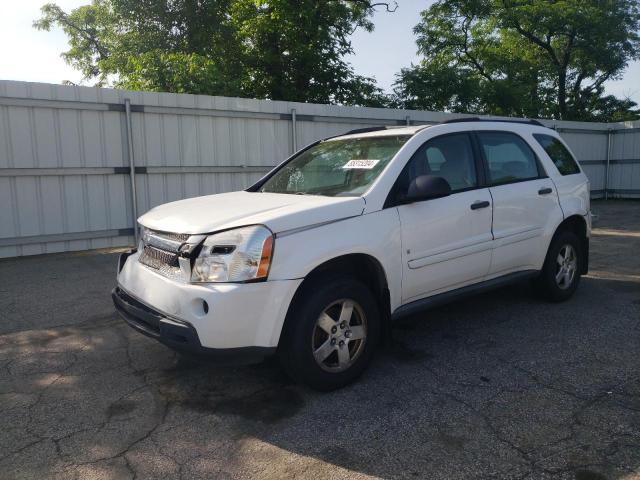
xmin=291 ymin=108 xmax=298 ymax=154
xmin=604 ymin=128 xmax=612 ymax=200
xmin=405 ymin=115 xmax=411 ymax=126
xmin=124 ymin=99 xmax=139 ymax=246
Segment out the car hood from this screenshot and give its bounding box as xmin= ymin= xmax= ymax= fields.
xmin=138 ymin=191 xmax=366 ymax=235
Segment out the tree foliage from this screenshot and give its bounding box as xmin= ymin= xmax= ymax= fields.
xmin=393 ymin=0 xmax=640 ymax=121
xmin=34 ymin=0 xmax=391 ymax=106
xmin=35 ymin=0 xmax=640 ymax=120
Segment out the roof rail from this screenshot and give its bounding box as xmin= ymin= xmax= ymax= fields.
xmin=342 ymin=126 xmax=391 ymax=135
xmin=442 ymin=117 xmax=546 ymax=127
xmin=342 ymin=125 xmax=434 ymax=136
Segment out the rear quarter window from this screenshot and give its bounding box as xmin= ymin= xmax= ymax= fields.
xmin=533 ymin=134 xmax=581 ymax=176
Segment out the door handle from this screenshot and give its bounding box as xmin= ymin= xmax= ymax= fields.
xmin=538 ymin=187 xmax=553 ymax=195
xmin=470 ymin=201 xmax=490 ymax=210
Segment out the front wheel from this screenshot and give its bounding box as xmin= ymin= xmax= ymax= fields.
xmin=279 ymin=276 xmax=380 ymax=391
xmin=535 ymin=230 xmax=582 ymax=302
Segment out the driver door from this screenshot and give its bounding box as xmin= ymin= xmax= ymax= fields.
xmin=395 ymin=132 xmax=494 ymax=303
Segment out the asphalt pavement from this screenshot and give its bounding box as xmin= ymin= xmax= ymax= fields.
xmin=0 ymin=200 xmax=638 ymax=480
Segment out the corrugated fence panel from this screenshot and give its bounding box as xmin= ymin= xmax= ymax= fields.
xmin=608 ymin=128 xmax=640 ymax=198
xmin=1 ymin=79 xmax=639 ymax=257
xmin=0 ymin=81 xmax=137 ymax=257
xmin=559 ymin=130 xmax=609 ymax=195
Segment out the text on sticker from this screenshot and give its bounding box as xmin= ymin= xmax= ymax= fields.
xmin=343 ymin=159 xmax=380 ymax=170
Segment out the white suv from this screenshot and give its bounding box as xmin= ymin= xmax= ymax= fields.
xmin=113 ymin=118 xmax=591 ymax=390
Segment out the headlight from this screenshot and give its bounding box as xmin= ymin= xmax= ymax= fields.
xmin=191 ymin=225 xmax=274 ymax=283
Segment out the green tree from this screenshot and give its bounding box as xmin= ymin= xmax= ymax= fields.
xmin=34 ymin=0 xmax=243 ymax=94
xmin=393 ymin=0 xmax=640 ymax=121
xmin=226 ymin=0 xmax=388 ymax=105
xmin=34 ymin=0 xmax=392 ymax=106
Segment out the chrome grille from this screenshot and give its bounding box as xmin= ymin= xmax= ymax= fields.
xmin=139 ymin=246 xmax=183 ymax=280
xmin=152 ymin=231 xmax=190 ymax=242
xmin=139 ymin=245 xmax=179 ymax=269
xmin=138 ymin=229 xmax=186 ymax=280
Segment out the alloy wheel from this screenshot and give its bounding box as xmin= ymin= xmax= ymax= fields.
xmin=311 ymin=299 xmax=367 ymax=372
xmin=555 ymin=244 xmax=577 ymax=290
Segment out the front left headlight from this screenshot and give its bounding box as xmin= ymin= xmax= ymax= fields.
xmin=191 ymin=225 xmax=274 ymax=283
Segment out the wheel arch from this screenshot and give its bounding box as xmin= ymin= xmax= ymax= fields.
xmin=278 ymin=253 xmax=391 ymax=348
xmin=552 ymin=214 xmax=589 ymax=274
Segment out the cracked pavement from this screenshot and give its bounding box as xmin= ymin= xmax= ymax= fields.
xmin=1 ymin=200 xmax=639 ymax=480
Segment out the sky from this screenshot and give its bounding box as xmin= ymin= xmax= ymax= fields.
xmin=1 ymin=0 xmax=639 ymax=104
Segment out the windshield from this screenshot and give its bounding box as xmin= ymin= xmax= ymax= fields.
xmin=259 ymin=135 xmax=410 ymax=197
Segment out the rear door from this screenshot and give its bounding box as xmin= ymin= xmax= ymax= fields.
xmin=395 ymin=132 xmax=494 ymax=303
xmin=475 ymin=131 xmax=563 ymax=276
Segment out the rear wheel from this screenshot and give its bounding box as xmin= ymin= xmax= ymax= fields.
xmin=279 ymin=276 xmax=380 ymax=391
xmin=535 ymin=230 xmax=582 ymax=302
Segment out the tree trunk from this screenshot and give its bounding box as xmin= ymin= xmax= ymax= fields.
xmin=558 ymin=68 xmax=567 ymax=119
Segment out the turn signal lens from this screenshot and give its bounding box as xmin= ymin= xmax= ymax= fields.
xmin=256 ymin=235 xmax=273 ymax=279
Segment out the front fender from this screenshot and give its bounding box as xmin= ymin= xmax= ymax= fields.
xmin=268 ymin=209 xmax=403 ymax=312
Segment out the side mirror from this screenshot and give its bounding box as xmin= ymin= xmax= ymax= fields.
xmin=402 ymin=175 xmax=452 ymax=203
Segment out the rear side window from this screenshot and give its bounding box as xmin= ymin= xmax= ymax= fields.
xmin=477 ymin=131 xmax=541 ymax=185
xmin=533 ymin=134 xmax=581 ymax=175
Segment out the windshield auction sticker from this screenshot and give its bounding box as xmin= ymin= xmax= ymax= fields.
xmin=343 ymin=159 xmax=380 ymax=169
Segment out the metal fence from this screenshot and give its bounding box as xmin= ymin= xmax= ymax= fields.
xmin=1 ymin=80 xmax=639 ymax=258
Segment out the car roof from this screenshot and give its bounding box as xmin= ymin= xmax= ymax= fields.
xmin=328 ymin=118 xmax=551 ymax=141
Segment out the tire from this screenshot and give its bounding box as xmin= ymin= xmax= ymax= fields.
xmin=535 ymin=230 xmax=582 ymax=302
xmin=279 ymin=275 xmax=381 ymax=391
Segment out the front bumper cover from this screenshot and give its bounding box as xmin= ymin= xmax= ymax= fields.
xmin=112 ymin=286 xmax=275 ymax=364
